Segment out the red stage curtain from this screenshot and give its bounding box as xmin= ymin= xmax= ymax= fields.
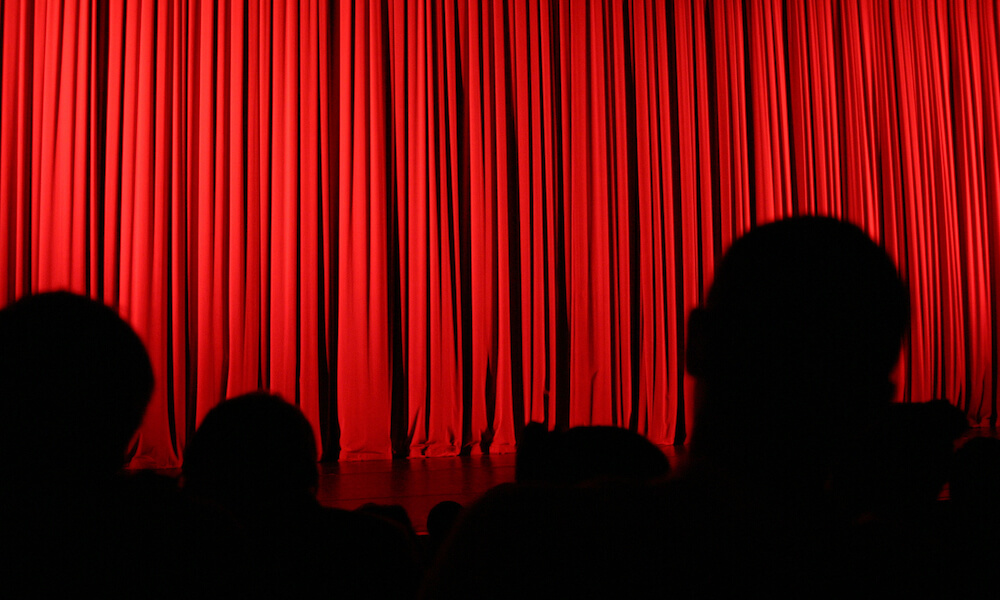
xmin=1 ymin=1 xmax=997 ymax=468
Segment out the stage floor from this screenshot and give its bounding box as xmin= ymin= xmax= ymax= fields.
xmin=141 ymin=426 xmax=996 ymax=534
xmin=312 ymin=426 xmax=999 ymax=533
xmin=316 ymin=454 xmax=517 ymax=533
xmin=315 ymin=445 xmax=690 ymax=533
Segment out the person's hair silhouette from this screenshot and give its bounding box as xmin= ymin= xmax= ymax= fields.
xmin=0 ymin=292 xmax=263 ymax=596
xmin=515 ymin=422 xmax=670 ymax=484
xmin=0 ymin=291 xmax=154 ymax=479
xmin=424 ymin=218 xmax=913 ymax=599
xmin=182 ymin=391 xmax=319 ymax=511
xmin=685 ymin=217 xmax=909 ymax=483
xmin=182 ymin=392 xmax=419 ymax=598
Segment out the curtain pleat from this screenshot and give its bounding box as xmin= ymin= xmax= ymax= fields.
xmin=0 ymin=0 xmax=997 ymax=468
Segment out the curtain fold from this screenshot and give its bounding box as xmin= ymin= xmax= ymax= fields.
xmin=1 ymin=0 xmax=997 ymax=468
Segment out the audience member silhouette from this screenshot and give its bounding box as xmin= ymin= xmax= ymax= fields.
xmin=674 ymin=217 xmax=914 ymax=594
xmin=0 ymin=292 xmax=154 ymax=482
xmin=425 ymin=500 xmax=464 ymax=564
xmin=182 ymin=392 xmax=419 ymax=599
xmin=944 ymin=436 xmax=1000 ymax=597
xmin=0 ymin=291 xmax=255 ymax=597
xmin=950 ymin=436 xmax=1000 ymax=523
xmin=515 ymin=422 xmax=671 ymax=484
xmin=357 ymin=502 xmax=420 ymax=537
xmin=833 ymin=399 xmax=969 ymax=595
xmin=2 ymin=228 xmax=992 ymax=599
xmin=422 ymin=422 xmax=674 ymax=598
xmin=838 ymin=399 xmax=968 ymax=521
xmin=424 ymin=217 xmax=916 ymax=598
xmin=684 ymin=217 xmax=909 ymax=484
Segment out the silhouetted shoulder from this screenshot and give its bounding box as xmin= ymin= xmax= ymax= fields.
xmin=422 ymin=482 xmax=673 ymax=600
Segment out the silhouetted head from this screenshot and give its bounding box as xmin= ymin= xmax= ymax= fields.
xmin=686 ymin=217 xmax=909 ymax=478
xmin=357 ymin=503 xmax=416 ymax=537
xmin=516 ymin=422 xmax=670 ymax=484
xmin=182 ymin=392 xmax=318 ymax=510
xmin=0 ymin=292 xmax=154 ymax=478
xmin=427 ymin=500 xmax=464 ymax=540
xmin=838 ymin=399 xmax=968 ymax=516
xmin=950 ymin=436 xmax=1000 ymax=513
